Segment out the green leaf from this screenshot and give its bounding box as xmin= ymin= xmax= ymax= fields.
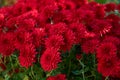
xmin=72 ymin=70 xmax=81 ymax=75
xmin=94 ymin=71 xmax=102 ymax=80
xmin=95 ymin=0 xmax=107 ymax=3
xmin=23 ymin=75 xmax=29 ymax=80
xmin=5 ymin=74 xmax=10 ymax=80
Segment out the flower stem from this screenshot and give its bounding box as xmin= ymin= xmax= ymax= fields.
xmin=79 ymin=60 xmax=85 ymax=80
xmin=31 ymin=66 xmax=36 ymax=80
xmin=9 ymin=56 xmax=14 ymax=73
xmin=67 ymin=58 xmax=72 ymax=77
xmin=46 ymin=70 xmax=53 ymax=77
xmin=67 ymin=50 xmax=72 ymax=78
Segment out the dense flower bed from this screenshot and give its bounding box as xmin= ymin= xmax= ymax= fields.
xmin=0 ymin=0 xmax=120 ymax=80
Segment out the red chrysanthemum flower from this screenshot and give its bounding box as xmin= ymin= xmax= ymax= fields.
xmin=0 ymin=13 xmax=4 ymax=27
xmin=116 ymin=46 xmax=120 ymax=59
xmin=49 ymin=22 xmax=67 ymax=35
xmin=0 ymin=32 xmax=15 ymax=56
xmin=77 ymin=9 xmax=95 ymax=23
xmin=47 ymin=76 xmax=56 ymax=80
xmin=61 ymin=29 xmax=76 ymax=51
xmin=17 ymin=18 xmax=36 ymax=31
xmin=47 ymin=74 xmax=66 ymax=80
xmin=72 ymin=0 xmax=88 ymax=7
xmin=105 ymin=3 xmax=116 ymax=12
xmin=41 ymin=4 xmax=58 ymax=18
xmin=18 ymin=44 xmax=37 ymax=68
xmin=5 ymin=17 xmax=17 ymax=30
xmin=40 ymin=48 xmax=61 ymax=71
xmin=97 ymin=57 xmax=119 ymax=77
xmin=17 ymin=9 xmax=38 ymax=20
xmin=82 ymin=39 xmax=99 ymax=54
xmin=64 ymin=1 xmax=76 ymax=10
xmin=90 ymin=20 xmax=112 ymax=36
xmin=95 ymin=5 xmax=106 ymax=19
xmin=102 ymin=36 xmax=120 ymax=46
xmin=45 ymin=35 xmax=64 ymax=49
xmin=111 ymin=23 xmax=120 ymax=37
xmin=32 ymin=28 xmax=46 ymax=48
xmin=22 ymin=2 xmax=37 ymax=13
xmin=69 ymin=23 xmax=87 ymax=43
xmin=96 ymin=42 xmax=117 ymax=59
xmin=117 ymin=4 xmax=120 ymax=12
xmin=56 ymin=74 xmax=66 ymax=80
xmin=14 ymin=29 xmax=32 ymax=49
xmin=106 ymin=14 xmax=120 ymax=23
xmin=11 ymin=2 xmax=25 ymax=16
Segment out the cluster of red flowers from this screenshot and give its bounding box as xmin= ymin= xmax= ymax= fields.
xmin=0 ymin=0 xmax=120 ymax=79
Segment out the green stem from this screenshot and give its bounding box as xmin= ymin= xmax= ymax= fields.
xmin=31 ymin=66 xmax=36 ymax=80
xmin=86 ymin=75 xmax=94 ymax=78
xmin=4 ymin=56 xmax=6 ymax=64
xmin=79 ymin=60 xmax=85 ymax=80
xmin=47 ymin=70 xmax=53 ymax=77
xmin=29 ymin=72 xmax=34 ymax=80
xmin=67 ymin=58 xmax=72 ymax=77
xmin=0 ymin=55 xmax=3 ymax=63
xmin=67 ymin=51 xmax=72 ymax=78
xmin=92 ymin=54 xmax=96 ymax=72
xmin=9 ymin=56 xmax=14 ymax=73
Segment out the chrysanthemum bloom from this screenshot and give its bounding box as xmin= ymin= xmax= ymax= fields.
xmin=106 ymin=14 xmax=120 ymax=24
xmin=32 ymin=28 xmax=46 ymax=48
xmin=97 ymin=57 xmax=120 ymax=77
xmin=47 ymin=74 xmax=66 ymax=80
xmin=95 ymin=5 xmax=106 ymax=19
xmin=72 ymin=0 xmax=88 ymax=7
xmin=90 ymin=20 xmax=112 ymax=36
xmin=47 ymin=76 xmax=56 ymax=80
xmin=17 ymin=9 xmax=38 ymax=20
xmin=14 ymin=29 xmax=32 ymax=49
xmin=77 ymin=9 xmax=95 ymax=23
xmin=102 ymin=36 xmax=120 ymax=46
xmin=110 ymin=23 xmax=120 ymax=37
xmin=117 ymin=4 xmax=120 ymax=12
xmin=112 ymin=63 xmax=120 ymax=78
xmin=96 ymin=42 xmax=117 ymax=59
xmin=49 ymin=23 xmax=75 ymax=51
xmin=69 ymin=23 xmax=87 ymax=43
xmin=45 ymin=35 xmax=64 ymax=49
xmin=18 ymin=44 xmax=37 ymax=68
xmin=0 ymin=32 xmax=15 ymax=56
xmin=61 ymin=29 xmax=76 ymax=51
xmin=40 ymin=48 xmax=61 ymax=71
xmin=105 ymin=14 xmax=120 ymax=27
xmin=49 ymin=22 xmax=67 ymax=36
xmin=0 ymin=13 xmax=4 ymax=27
xmin=56 ymin=74 xmax=66 ymax=80
xmin=5 ymin=17 xmax=17 ymax=30
xmin=63 ymin=1 xmax=76 ymax=10
xmin=11 ymin=2 xmax=25 ymax=16
xmin=41 ymin=4 xmax=58 ymax=18
xmin=21 ymin=2 xmax=37 ymax=13
xmin=82 ymin=39 xmax=99 ymax=54
xmin=105 ymin=3 xmax=116 ymax=12
xmin=17 ymin=18 xmax=36 ymax=31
